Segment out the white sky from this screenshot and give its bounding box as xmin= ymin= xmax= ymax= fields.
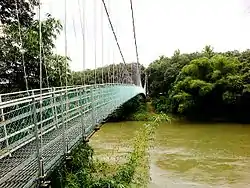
xmin=40 ymin=0 xmax=250 ymax=71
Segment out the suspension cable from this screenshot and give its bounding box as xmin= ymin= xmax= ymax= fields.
xmin=129 ymin=0 xmax=140 ymax=70
xmin=64 ymin=0 xmax=68 ymax=88
xmin=37 ymin=0 xmax=43 ymax=177
xmin=102 ymin=0 xmax=134 ymax=84
xmin=48 ymin=0 xmax=63 ymax=88
xmin=112 ymin=46 xmax=115 ymax=83
xmin=94 ymin=0 xmax=97 ymax=86
xmin=101 ymin=2 xmax=104 ymax=84
xmin=109 ymin=1 xmax=115 ymax=83
xmin=101 ymin=0 xmax=126 ymax=65
xmin=129 ymin=0 xmax=140 ymax=85
xmin=77 ymin=0 xmax=86 ymax=85
xmin=14 ymin=0 xmax=29 ymax=92
xmin=72 ymin=16 xmax=83 ymax=85
xmin=42 ymin=45 xmax=50 ymax=88
xmin=64 ymin=0 xmax=69 ymax=154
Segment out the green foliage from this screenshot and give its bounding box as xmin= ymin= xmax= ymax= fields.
xmin=0 ymin=0 xmax=38 ymax=26
xmin=0 ymin=13 xmax=69 ymax=92
xmin=65 ymin=117 xmax=163 ymax=188
xmin=148 ymin=46 xmax=250 ymax=122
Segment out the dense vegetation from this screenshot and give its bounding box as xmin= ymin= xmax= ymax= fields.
xmin=147 ymin=46 xmax=250 ymax=122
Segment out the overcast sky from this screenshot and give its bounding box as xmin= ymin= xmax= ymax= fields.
xmin=40 ymin=0 xmax=250 ymax=71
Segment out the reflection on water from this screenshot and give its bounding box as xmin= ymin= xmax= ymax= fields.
xmin=90 ymin=121 xmax=250 ymax=188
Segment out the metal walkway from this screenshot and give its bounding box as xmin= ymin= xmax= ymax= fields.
xmin=0 ymin=83 xmax=145 ymax=188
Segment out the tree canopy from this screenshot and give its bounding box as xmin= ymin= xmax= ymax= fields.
xmin=147 ymin=46 xmax=250 ymax=122
xmin=0 ymin=0 xmax=38 ymax=26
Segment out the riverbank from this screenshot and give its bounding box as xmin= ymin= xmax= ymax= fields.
xmin=49 ymin=98 xmax=172 ymax=188
xmin=61 ymin=101 xmax=170 ymax=188
xmin=64 ymin=120 xmax=161 ymax=187
xmin=119 ymin=101 xmax=172 ymax=122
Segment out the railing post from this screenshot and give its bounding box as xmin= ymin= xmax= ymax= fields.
xmin=91 ymin=87 xmax=95 ymax=128
xmin=3 ymin=124 xmax=10 ymax=157
xmin=77 ymin=87 xmax=85 ymax=140
xmin=102 ymin=86 xmax=105 ymax=119
xmin=32 ymin=94 xmax=44 ymax=184
xmin=51 ymin=88 xmax=59 ymax=128
xmin=60 ymin=91 xmax=67 ymax=155
xmin=65 ymin=86 xmax=69 ymax=152
xmin=0 ymin=93 xmax=9 ymax=156
xmin=0 ymin=95 xmax=5 ymax=122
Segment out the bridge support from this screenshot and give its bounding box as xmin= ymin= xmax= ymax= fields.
xmin=40 ymin=181 xmax=51 ymax=188
xmin=94 ymin=126 xmax=100 ymax=131
xmin=66 ymin=151 xmax=73 ymax=162
xmin=32 ymin=96 xmax=47 ymax=188
xmin=37 ymin=158 xmax=50 ymax=188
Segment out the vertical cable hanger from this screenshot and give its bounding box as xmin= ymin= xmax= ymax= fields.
xmin=129 ymin=0 xmax=141 ymax=86
xmin=38 ymin=0 xmax=43 ymax=146
xmin=47 ymin=0 xmax=63 ymax=88
xmin=37 ymin=0 xmax=43 ymax=180
xmin=78 ymin=0 xmax=86 ymax=85
xmin=107 ymin=0 xmax=111 ymax=83
xmin=72 ymin=16 xmax=82 ymax=85
xmin=112 ymin=45 xmax=115 ymax=83
xmin=101 ymin=1 xmax=104 ymax=84
xmin=64 ymin=0 xmax=69 ymax=153
xmin=101 ymin=0 xmax=132 ymax=84
xmin=14 ymin=0 xmax=29 ymax=92
xmin=42 ymin=45 xmax=50 ymax=88
xmin=94 ymin=0 xmax=97 ymax=86
xmin=64 ymin=0 xmax=68 ymax=88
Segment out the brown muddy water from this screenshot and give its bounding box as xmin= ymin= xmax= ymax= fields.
xmin=90 ymin=121 xmax=250 ymax=188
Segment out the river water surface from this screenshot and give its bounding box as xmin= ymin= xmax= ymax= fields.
xmin=90 ymin=121 xmax=250 ymax=188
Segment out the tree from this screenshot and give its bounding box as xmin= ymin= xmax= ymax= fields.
xmin=202 ymin=45 xmax=214 ymax=58
xmin=45 ymin=55 xmax=72 ymax=87
xmin=0 ymin=0 xmax=38 ymax=26
xmin=147 ymin=46 xmax=250 ymax=122
xmin=168 ymin=54 xmax=246 ymax=120
xmin=0 ymin=14 xmax=63 ymax=92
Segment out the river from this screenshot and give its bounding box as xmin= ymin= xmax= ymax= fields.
xmin=90 ymin=121 xmax=250 ymax=188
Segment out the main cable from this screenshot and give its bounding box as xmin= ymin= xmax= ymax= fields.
xmin=101 ymin=0 xmax=126 ymax=65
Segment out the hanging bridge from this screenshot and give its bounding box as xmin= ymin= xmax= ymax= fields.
xmin=0 ymin=0 xmax=144 ymax=187
xmin=0 ymin=83 xmax=145 ymax=188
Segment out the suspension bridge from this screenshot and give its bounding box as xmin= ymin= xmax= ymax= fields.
xmin=0 ymin=0 xmax=144 ymax=187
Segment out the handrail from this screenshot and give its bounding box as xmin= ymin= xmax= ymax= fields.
xmin=0 ymin=83 xmax=134 ymax=108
